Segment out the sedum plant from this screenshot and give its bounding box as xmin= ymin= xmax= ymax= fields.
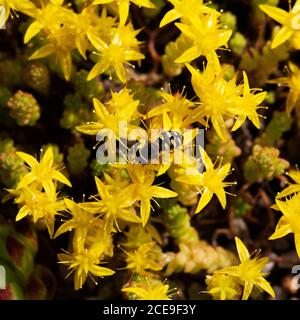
xmin=1 ymin=0 xmax=300 ymax=301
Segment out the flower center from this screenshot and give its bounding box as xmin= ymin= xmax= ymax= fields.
xmin=105 ymin=44 xmax=125 ymax=63
xmin=239 ymin=259 xmax=261 ymax=282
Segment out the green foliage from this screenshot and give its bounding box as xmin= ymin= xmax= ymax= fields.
xmin=230 ymin=32 xmax=247 ymax=55
xmin=6 ymin=91 xmax=40 ymax=126
xmin=23 ymin=62 xmax=50 ymax=95
xmin=255 ymin=111 xmax=293 ymax=147
xmin=239 ymin=43 xmax=289 ymax=86
xmin=67 ymin=142 xmax=91 ymax=175
xmin=161 ymin=34 xmax=193 ymax=77
xmin=206 ymin=129 xmax=241 ymax=164
xmin=0 ymin=139 xmax=28 ymax=188
xmin=244 ymin=144 xmax=290 ymax=182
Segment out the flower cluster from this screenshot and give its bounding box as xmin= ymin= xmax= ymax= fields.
xmin=159 ymin=0 xmax=267 ymax=141
xmin=18 ymin=0 xmax=145 ymax=81
xmin=8 ymin=146 xmax=71 ymax=237
xmin=212 ymin=237 xmax=275 ymax=300
xmin=4 ymin=0 xmax=291 ymax=300
xmin=260 ymin=1 xmax=300 ymax=49
xmin=267 ymin=171 xmax=300 ymax=257
xmin=260 ymin=1 xmax=300 ymax=263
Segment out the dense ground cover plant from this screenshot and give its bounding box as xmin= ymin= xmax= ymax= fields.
xmin=0 ymin=0 xmax=300 ymax=300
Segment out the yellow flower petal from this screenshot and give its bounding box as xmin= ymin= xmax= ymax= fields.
xmin=216 ymin=30 xmax=232 ymax=47
xmin=24 ymin=21 xmax=42 ymax=44
xmin=75 ymin=34 xmax=87 ymax=59
xmin=133 ymin=0 xmax=155 ymax=8
xmin=118 ymin=0 xmax=130 ymax=26
xmin=53 ymin=170 xmax=72 ymax=187
xmin=93 ymin=0 xmax=113 ymax=4
xmin=124 ymin=50 xmax=145 ymax=61
xmin=242 ymin=71 xmax=250 ymax=95
xmin=255 ymin=277 xmax=275 ymax=298
xmin=277 ymin=184 xmax=300 ymax=198
xmin=215 ymin=188 xmax=226 ymax=209
xmin=29 ymin=44 xmax=55 ymax=60
xmin=88 ymin=33 xmax=107 ymax=52
xmin=271 ymin=26 xmax=293 ymax=49
xmin=118 ymin=209 xmax=142 ymax=223
xmin=195 ymin=189 xmax=213 ymax=213
xmin=151 ymin=186 xmax=177 ymax=198
xmin=41 ymin=147 xmax=54 ymax=168
xmin=212 ymin=116 xmax=227 ymax=141
xmin=217 ymin=163 xmax=231 ymax=180
xmin=16 ymin=206 xmax=30 ymax=221
xmin=115 ymin=62 xmax=127 ymax=83
xmin=93 ymin=98 xmax=108 ymax=120
xmin=250 ymin=113 xmax=261 ymax=129
xmin=76 ymin=123 xmax=103 ymax=135
xmin=269 ymin=216 xmax=291 ymax=240
xmin=200 ymin=147 xmax=214 ymax=171
xmin=175 ymin=46 xmax=201 ymax=63
xmin=140 ymin=199 xmax=151 ymax=226
xmin=259 ymin=4 xmax=289 ymax=25
xmin=16 ymin=151 xmax=38 ymax=168
xmin=242 ymin=281 xmax=253 ymax=300
xmin=64 ymin=198 xmax=76 ymax=212
xmin=78 ymin=202 xmax=102 ymax=213
xmin=286 ymin=91 xmax=299 ymax=115
xmin=294 ymin=233 xmax=300 ymax=258
xmin=95 ymin=176 xmax=109 ymax=199
xmin=235 ymin=236 xmax=250 ymax=262
xmin=42 ymin=180 xmax=56 ymax=197
xmin=215 ymin=266 xmax=240 ymax=277
xmin=175 ymin=23 xmax=195 ymax=40
xmin=160 ymin=9 xmax=181 ymax=27
xmin=289 ymin=171 xmax=300 ymax=184
xmin=59 ymin=51 xmax=72 ymax=81
xmin=90 ymin=265 xmax=115 ymax=277
xmin=54 ymin=220 xmax=77 ymax=238
xmin=87 ymin=60 xmax=110 ymax=81
xmin=17 ymin=172 xmax=36 ymax=189
xmin=275 ymin=199 xmax=290 ymax=217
